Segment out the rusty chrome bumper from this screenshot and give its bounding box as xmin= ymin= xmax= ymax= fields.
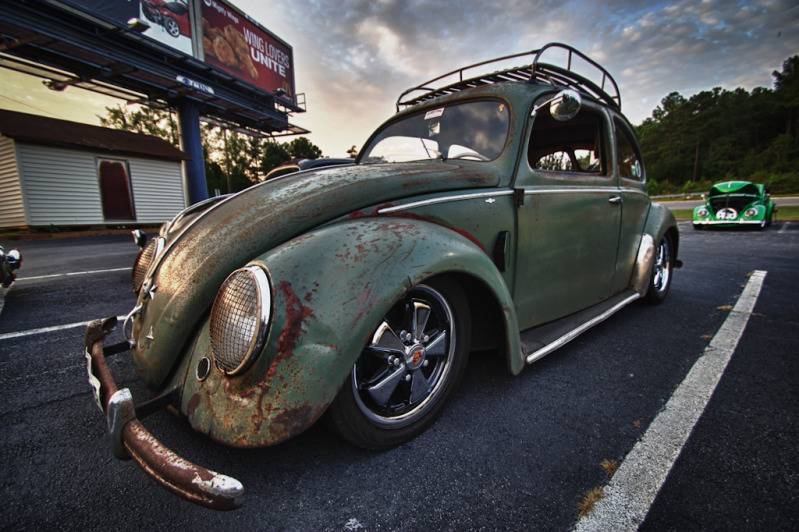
xmin=83 ymin=317 xmax=244 ymax=510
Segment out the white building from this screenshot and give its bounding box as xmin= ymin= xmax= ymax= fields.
xmin=0 ymin=109 xmax=188 ymax=229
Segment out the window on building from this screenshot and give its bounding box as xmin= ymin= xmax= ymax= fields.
xmin=528 ymin=103 xmax=608 ymax=176
xmin=97 ymin=159 xmax=136 ymax=221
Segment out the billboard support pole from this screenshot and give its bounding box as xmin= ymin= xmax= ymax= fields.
xmin=177 ymin=100 xmax=209 ymax=204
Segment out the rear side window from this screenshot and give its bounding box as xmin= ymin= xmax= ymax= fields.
xmin=528 ymin=104 xmax=608 ymax=176
xmin=615 ymin=118 xmax=643 ymax=180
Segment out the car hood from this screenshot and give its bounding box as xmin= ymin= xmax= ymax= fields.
xmin=708 ymin=181 xmax=759 ymax=195
xmin=133 ymin=161 xmax=500 ymax=387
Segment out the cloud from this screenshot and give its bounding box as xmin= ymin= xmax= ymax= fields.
xmin=5 ymin=0 xmax=796 ymax=157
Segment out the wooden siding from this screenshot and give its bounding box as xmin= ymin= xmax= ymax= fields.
xmin=129 ymin=157 xmax=186 ymax=223
xmin=0 ymin=135 xmax=27 ymax=228
xmin=14 ymin=142 xmax=185 ymax=226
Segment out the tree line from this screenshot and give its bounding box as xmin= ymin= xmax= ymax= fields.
xmin=99 ymin=105 xmax=324 ymax=194
xmin=99 ymin=54 xmax=799 ymax=196
xmin=636 ymin=55 xmax=799 ymax=195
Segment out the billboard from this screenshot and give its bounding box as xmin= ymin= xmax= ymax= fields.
xmin=200 ymin=0 xmax=295 ymax=100
xmin=63 ymin=0 xmax=194 ymax=55
xmin=54 ymin=0 xmax=295 ymax=102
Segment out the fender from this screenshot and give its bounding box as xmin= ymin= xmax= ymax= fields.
xmin=178 ymin=218 xmax=522 ymax=448
xmin=644 ymin=202 xmax=679 ymax=259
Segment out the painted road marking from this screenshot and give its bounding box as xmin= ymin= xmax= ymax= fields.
xmin=0 ymin=315 xmax=126 ymax=342
xmin=15 ymin=266 xmax=132 ymax=282
xmin=574 ymin=270 xmax=767 ymax=532
xmin=778 ymin=221 xmax=791 ymax=234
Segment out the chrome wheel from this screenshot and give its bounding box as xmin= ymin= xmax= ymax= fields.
xmin=165 ymin=17 xmax=180 ymax=37
xmin=653 ymin=237 xmax=671 ymax=294
xmin=352 ymin=284 xmax=455 ymax=428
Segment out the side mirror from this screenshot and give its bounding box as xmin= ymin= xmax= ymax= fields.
xmin=532 ymin=89 xmax=582 ymax=121
xmin=6 ymin=249 xmax=21 ymax=270
xmin=550 ymin=89 xmax=582 ymax=122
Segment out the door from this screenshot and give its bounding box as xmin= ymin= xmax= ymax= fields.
xmin=513 ymin=99 xmax=621 ymax=330
xmin=611 ymin=115 xmax=650 ymax=294
xmin=97 ymin=159 xmax=136 ymax=221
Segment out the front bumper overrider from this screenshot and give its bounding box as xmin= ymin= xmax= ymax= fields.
xmin=83 ymin=317 xmax=244 ymax=510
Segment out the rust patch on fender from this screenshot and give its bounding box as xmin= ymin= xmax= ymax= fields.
xmin=249 ymin=281 xmax=315 ymax=435
xmin=382 ymin=211 xmax=486 ymax=252
xmin=187 ymin=393 xmax=201 ymax=417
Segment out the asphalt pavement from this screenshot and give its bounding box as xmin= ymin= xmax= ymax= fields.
xmin=0 ymin=223 xmax=797 ymax=530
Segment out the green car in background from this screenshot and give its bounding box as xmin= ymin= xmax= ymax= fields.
xmin=693 ymin=180 xmax=776 ymax=229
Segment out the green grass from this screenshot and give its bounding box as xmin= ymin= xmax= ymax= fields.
xmin=665 ymin=205 xmax=799 ymax=221
xmin=667 ymin=208 xmax=694 ymax=220
xmin=775 ymin=206 xmax=799 ymax=221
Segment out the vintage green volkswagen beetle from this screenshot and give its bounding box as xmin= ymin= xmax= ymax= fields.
xmin=84 ymin=43 xmax=680 ymax=509
xmin=692 ymin=180 xmax=776 ymax=229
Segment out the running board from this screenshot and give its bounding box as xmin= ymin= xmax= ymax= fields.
xmin=522 ymin=290 xmax=640 ymax=364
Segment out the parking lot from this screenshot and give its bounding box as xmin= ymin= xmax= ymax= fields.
xmin=1 ymin=222 xmax=797 ymax=530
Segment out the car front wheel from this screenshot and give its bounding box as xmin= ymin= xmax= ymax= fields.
xmin=645 ymin=234 xmax=673 ymax=304
xmin=326 ymin=279 xmax=470 ymax=449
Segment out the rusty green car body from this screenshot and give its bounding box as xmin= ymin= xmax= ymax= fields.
xmin=84 ymin=43 xmax=679 ymax=510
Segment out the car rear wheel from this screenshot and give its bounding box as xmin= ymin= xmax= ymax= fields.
xmin=645 ymin=234 xmax=673 ymax=304
xmin=326 ymin=278 xmax=470 ymax=449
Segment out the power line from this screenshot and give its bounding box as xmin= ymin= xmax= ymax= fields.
xmin=0 ymin=94 xmax=63 ymax=119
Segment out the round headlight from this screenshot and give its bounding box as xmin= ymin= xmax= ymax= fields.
xmin=698 ymin=208 xmax=709 ymax=217
xmin=745 ymin=208 xmax=757 ymax=217
xmin=210 ymin=266 xmax=272 ymax=375
xmin=132 ymin=238 xmax=162 ymax=293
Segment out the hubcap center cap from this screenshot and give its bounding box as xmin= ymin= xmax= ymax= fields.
xmin=405 ymin=344 xmax=426 ymax=370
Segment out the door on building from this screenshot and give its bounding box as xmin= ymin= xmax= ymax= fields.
xmin=97 ymin=158 xmax=136 ymax=221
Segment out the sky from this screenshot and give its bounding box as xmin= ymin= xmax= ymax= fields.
xmin=1 ymin=0 xmax=798 ymax=157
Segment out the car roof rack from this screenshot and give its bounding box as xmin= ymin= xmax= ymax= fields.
xmin=395 ymin=42 xmax=621 ymax=112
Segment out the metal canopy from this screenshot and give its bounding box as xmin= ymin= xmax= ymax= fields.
xmin=0 ymin=0 xmax=308 ymax=136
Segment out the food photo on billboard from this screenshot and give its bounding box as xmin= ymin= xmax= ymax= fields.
xmin=200 ymin=0 xmax=295 ymax=100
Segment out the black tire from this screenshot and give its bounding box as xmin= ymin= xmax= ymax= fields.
xmin=644 ymin=233 xmax=674 ymax=304
xmin=164 ymin=16 xmax=180 ymax=37
xmin=326 ymin=278 xmax=471 ymax=449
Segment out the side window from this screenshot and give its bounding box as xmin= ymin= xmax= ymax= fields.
xmin=528 ymin=103 xmax=607 ymax=176
xmin=614 ymin=118 xmax=643 ymax=180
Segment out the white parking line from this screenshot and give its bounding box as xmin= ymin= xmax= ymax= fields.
xmin=15 ymin=266 xmax=132 ymax=282
xmin=778 ymin=221 xmax=791 ymax=234
xmin=574 ymin=270 xmax=767 ymax=532
xmin=0 ymin=315 xmax=126 ymax=341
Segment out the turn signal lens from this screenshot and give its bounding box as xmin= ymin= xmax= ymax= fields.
xmin=210 ymin=266 xmax=272 ymax=375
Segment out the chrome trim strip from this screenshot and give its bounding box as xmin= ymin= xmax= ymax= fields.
xmin=525 ymin=292 xmax=641 ymax=364
xmin=524 ymin=187 xmax=613 ymax=195
xmin=378 ymin=186 xmax=652 ymax=214
xmin=377 ymin=190 xmax=514 ymax=214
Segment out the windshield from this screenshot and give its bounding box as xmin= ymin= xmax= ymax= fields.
xmin=360 ymin=99 xmax=510 ymax=164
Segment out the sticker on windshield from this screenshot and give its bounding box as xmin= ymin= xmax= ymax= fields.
xmin=424 ymin=108 xmax=444 ymax=120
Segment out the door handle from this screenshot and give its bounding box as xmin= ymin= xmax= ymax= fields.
xmin=608 ymin=195 xmax=622 ymax=205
